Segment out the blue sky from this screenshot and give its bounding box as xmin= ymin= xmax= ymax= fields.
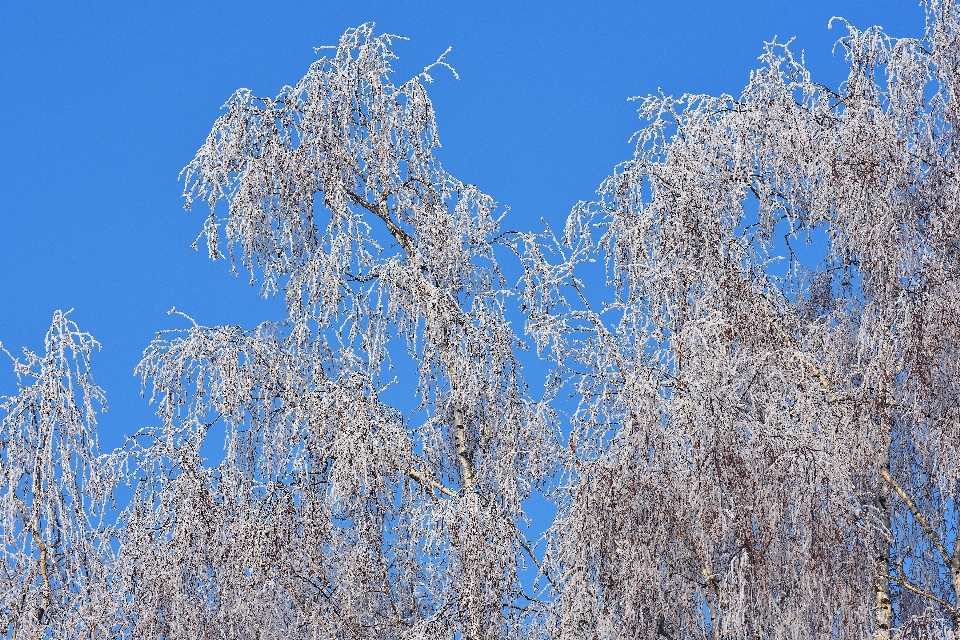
xmin=1 ymin=0 xmax=922 ymax=453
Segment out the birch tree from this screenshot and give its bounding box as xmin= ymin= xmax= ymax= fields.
xmin=4 ymin=4 xmax=960 ymax=639
xmin=520 ymin=1 xmax=960 ymax=638
xmin=0 ymin=312 xmax=114 ymax=640
xmin=108 ymin=24 xmax=559 ymax=640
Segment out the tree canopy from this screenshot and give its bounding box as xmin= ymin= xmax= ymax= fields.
xmin=4 ymin=2 xmax=960 ymax=638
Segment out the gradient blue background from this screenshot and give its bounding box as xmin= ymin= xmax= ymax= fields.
xmin=1 ymin=1 xmax=922 ymax=455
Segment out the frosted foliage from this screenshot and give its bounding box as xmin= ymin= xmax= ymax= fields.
xmin=6 ymin=6 xmax=960 ymax=639
xmin=113 ymin=23 xmax=559 ymax=640
xmin=0 ymin=312 xmax=113 ymax=639
xmin=519 ymin=1 xmax=960 ymax=638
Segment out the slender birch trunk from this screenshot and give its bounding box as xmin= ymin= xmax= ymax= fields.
xmin=874 ymin=466 xmax=892 ymax=640
xmin=874 ymin=397 xmax=895 ymax=640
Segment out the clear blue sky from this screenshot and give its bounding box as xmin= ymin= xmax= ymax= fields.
xmin=1 ymin=1 xmax=921 ymax=452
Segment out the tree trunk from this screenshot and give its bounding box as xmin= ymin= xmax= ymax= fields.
xmin=874 ymin=430 xmax=893 ymax=640
xmin=873 ymin=494 xmax=892 ymax=640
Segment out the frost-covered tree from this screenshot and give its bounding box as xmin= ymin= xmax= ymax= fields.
xmin=0 ymin=312 xmax=114 ymax=640
xmin=520 ymin=1 xmax=960 ymax=638
xmin=107 ymin=24 xmax=559 ymax=640
xmin=5 ymin=3 xmax=960 ymax=638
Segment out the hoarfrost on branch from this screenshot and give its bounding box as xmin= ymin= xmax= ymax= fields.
xmin=4 ymin=5 xmax=960 ymax=638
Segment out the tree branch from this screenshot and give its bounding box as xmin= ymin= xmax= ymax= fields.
xmin=408 ymin=467 xmax=458 ymax=500
xmin=407 ymin=463 xmax=558 ymax=590
xmin=454 ymin=407 xmax=474 ymax=494
xmin=678 ymin=527 xmax=719 ymax=634
xmin=14 ymin=495 xmax=51 ymax=627
xmin=760 ymin=305 xmax=841 ymax=409
xmin=882 ymin=572 xmax=955 ymax=613
xmin=346 ymin=190 xmax=414 ymax=256
xmin=879 ymin=468 xmax=951 ymax=567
